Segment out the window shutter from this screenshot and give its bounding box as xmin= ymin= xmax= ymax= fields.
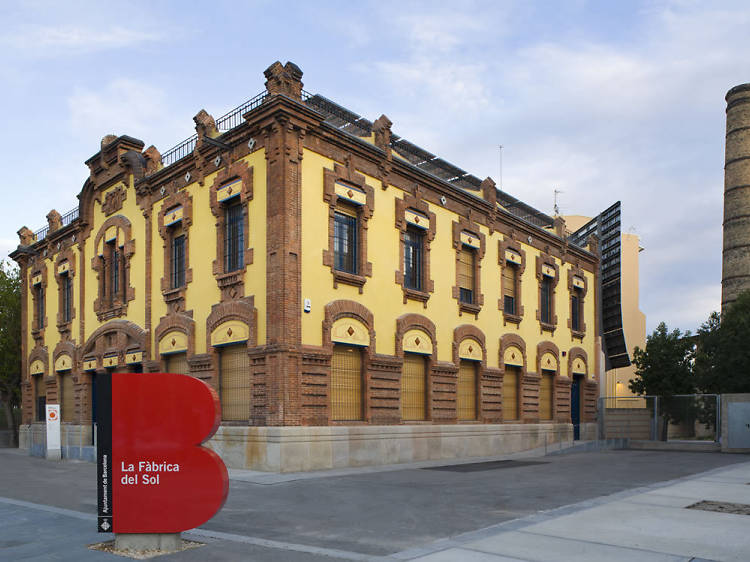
xmin=402 ymin=353 xmax=427 ymax=421
xmin=220 ymin=345 xmax=250 ymax=421
xmin=503 ymin=367 xmax=518 ymax=420
xmin=331 ymin=345 xmax=363 ymax=421
xmin=457 ymin=360 xmax=477 ymax=420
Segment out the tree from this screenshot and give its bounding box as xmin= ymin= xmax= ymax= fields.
xmin=629 ymin=322 xmax=695 ymax=439
xmin=0 ymin=260 xmax=21 ymax=447
xmin=695 ymin=291 xmax=750 ymax=394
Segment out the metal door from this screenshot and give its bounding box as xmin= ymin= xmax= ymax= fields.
xmin=728 ymin=402 xmax=750 ymax=448
xmin=571 ymin=375 xmax=582 ymax=440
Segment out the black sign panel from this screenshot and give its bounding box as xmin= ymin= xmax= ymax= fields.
xmin=96 ymin=372 xmax=113 ymax=533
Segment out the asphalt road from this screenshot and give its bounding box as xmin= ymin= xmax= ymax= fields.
xmin=1 ymin=447 xmax=748 ymax=559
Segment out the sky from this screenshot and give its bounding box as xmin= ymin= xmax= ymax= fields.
xmin=1 ymin=0 xmax=748 ymax=335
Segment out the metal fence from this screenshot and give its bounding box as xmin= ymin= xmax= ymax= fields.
xmin=599 ymin=394 xmax=720 ymax=442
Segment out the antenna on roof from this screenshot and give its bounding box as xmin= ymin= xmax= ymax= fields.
xmin=498 ymin=145 xmax=504 ymax=190
xmin=554 ymin=188 xmax=563 ymax=216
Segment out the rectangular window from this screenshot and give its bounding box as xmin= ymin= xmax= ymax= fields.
xmin=457 ymin=360 xmax=477 ymax=420
xmin=331 ymin=344 xmax=363 ymax=421
xmin=458 ymin=245 xmax=475 ymax=304
xmin=334 ymin=209 xmax=358 ymax=274
xmin=171 ymin=234 xmax=186 ymax=289
xmin=224 ymin=200 xmax=244 ymax=273
xmin=503 ymin=263 xmax=517 ymax=315
xmin=402 ymin=353 xmax=427 ymax=421
xmin=503 ymin=366 xmax=519 ymax=421
xmin=35 ymin=284 xmax=45 ymax=329
xmin=541 ymin=276 xmax=552 ymax=324
xmin=35 ymin=376 xmax=46 ymax=422
xmin=219 ymin=344 xmax=251 ymax=421
xmin=404 ymin=227 xmax=423 ymax=291
xmin=61 ymin=273 xmax=72 ymax=323
xmin=106 ymin=240 xmax=122 ymax=305
xmin=571 ymin=288 xmax=582 ymax=332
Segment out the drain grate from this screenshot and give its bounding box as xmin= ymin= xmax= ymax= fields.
xmin=686 ymin=500 xmax=750 ymax=516
xmin=422 ymin=460 xmax=548 ymax=473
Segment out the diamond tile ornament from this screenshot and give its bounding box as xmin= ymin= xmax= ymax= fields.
xmin=347 ymin=189 xmax=354 ymax=198
xmin=347 ymin=326 xmax=355 ymax=336
xmin=415 ymin=337 xmax=421 ymax=345
xmin=414 ymin=216 xmax=420 ymax=224
xmin=468 ymin=345 xmax=473 ymax=353
xmin=227 ymin=328 xmax=232 ymax=337
xmin=511 ymin=352 xmax=516 ymax=360
xmin=171 ymin=338 xmax=176 ymax=347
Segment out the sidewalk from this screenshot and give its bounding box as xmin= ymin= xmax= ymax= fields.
xmin=398 ymin=461 xmax=750 ymax=561
xmin=1 ymin=448 xmax=749 ymax=561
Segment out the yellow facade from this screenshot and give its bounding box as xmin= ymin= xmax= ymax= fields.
xmin=12 ymin=61 xmax=601 ymax=448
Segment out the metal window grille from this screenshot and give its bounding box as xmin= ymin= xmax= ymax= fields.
xmin=457 ymin=360 xmax=477 ymax=420
xmin=571 ymin=289 xmax=581 ymax=331
xmin=62 ymin=273 xmax=72 ymax=323
xmin=171 ymin=234 xmax=186 ymax=289
xmin=331 ymin=344 xmax=363 ymax=421
xmin=36 ymin=284 xmax=45 ymax=329
xmin=503 ymin=263 xmax=517 ymax=314
xmin=35 ymin=375 xmax=45 ymax=422
xmin=220 ymin=344 xmax=251 ymax=421
xmin=111 ymin=245 xmax=120 ymax=302
xmin=540 ymin=276 xmax=552 ymax=324
xmin=61 ymin=374 xmax=75 ymax=422
xmin=164 ymin=352 xmax=189 ymax=375
xmin=539 ymin=370 xmax=554 ymax=420
xmin=458 ymin=245 xmax=475 ymax=304
xmin=334 ymin=210 xmax=358 ymax=274
xmin=224 ymin=201 xmax=244 ymax=273
xmin=404 ymin=227 xmax=423 ymax=290
xmin=402 ymin=353 xmax=427 ymax=421
xmin=503 ymin=366 xmax=519 ymax=420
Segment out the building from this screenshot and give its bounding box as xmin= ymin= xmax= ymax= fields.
xmin=565 ymin=215 xmax=646 ymax=405
xmin=11 ymin=61 xmax=601 ymax=471
xmin=722 ymin=83 xmax=750 ymax=313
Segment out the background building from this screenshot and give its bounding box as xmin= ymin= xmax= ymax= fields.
xmin=11 ymin=61 xmax=601 ymax=471
xmin=565 ymin=214 xmax=646 ymax=406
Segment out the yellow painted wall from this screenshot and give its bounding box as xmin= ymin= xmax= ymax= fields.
xmin=300 ymin=148 xmax=598 ymax=377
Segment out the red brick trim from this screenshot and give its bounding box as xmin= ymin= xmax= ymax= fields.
xmin=452 ymin=324 xmax=487 ymax=421
xmin=394 ymin=313 xmax=437 ymax=357
xmin=321 ymin=157 xmax=374 ymax=292
xmin=499 ymin=333 xmax=527 ymax=423
xmin=208 ymin=159 xmax=254 ymax=300
xmin=567 ymin=346 xmax=589 ymax=378
xmin=536 ymin=340 xmax=561 ymax=422
xmin=52 ymin=340 xmax=79 ymax=423
xmin=101 ymin=184 xmax=127 ymax=216
xmin=394 ymin=189 xmax=436 ymax=305
xmin=535 ymin=249 xmax=560 ymax=333
xmin=157 ymin=189 xmax=194 ymax=307
xmin=566 ymin=262 xmax=588 ymax=338
xmin=91 ymin=215 xmax=136 ymax=321
xmin=323 ymin=299 xmax=376 ymax=422
xmin=395 ymin=313 xmax=437 ymax=423
xmin=451 ymin=216 xmax=486 ymax=317
xmin=29 ymin=261 xmax=48 ymax=343
xmin=28 ymin=344 xmax=49 ymax=377
xmin=54 ymin=249 xmax=76 ymax=334
xmin=154 ymin=312 xmax=196 ymax=370
xmin=80 ymin=319 xmax=147 ymax=368
xmin=498 ymin=235 xmax=527 ymax=325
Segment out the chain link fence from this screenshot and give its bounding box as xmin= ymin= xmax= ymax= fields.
xmin=599 ymin=394 xmax=720 ymax=442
